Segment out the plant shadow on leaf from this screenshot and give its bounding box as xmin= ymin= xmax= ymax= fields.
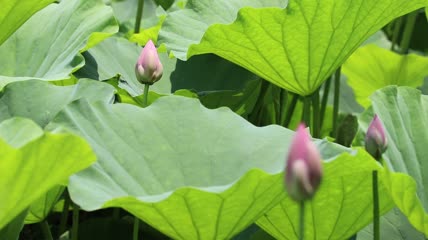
xmin=170 ymin=54 xmax=259 ymax=92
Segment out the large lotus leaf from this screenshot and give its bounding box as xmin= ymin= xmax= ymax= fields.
xmin=257 ymin=149 xmax=397 ymax=240
xmin=182 ymin=0 xmax=428 ymax=96
xmin=0 ymin=117 xmax=96 ymax=229
xmin=158 ymin=0 xmax=287 ymax=60
xmin=0 ymin=79 xmax=115 ymax=127
xmin=359 ymin=86 xmax=428 ymax=235
xmin=343 ymin=44 xmax=428 ymax=107
xmin=0 ymin=0 xmax=56 ymax=46
xmin=74 ymin=37 xmax=173 ymax=95
xmin=0 ymin=116 xmax=65 ymax=225
xmin=46 ymin=96 xmax=345 ymax=239
xmin=0 ymin=0 xmax=118 ymax=88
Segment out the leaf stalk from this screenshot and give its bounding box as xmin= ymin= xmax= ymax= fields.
xmin=134 ymin=0 xmax=145 ymax=33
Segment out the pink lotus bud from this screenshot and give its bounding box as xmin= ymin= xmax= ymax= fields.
xmin=135 ymin=40 xmax=163 ymax=85
xmin=285 ymin=124 xmax=323 ymax=202
xmin=365 ymin=114 xmax=387 ymax=160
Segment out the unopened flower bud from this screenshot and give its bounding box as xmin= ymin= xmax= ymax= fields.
xmin=285 ymin=124 xmax=323 ymax=202
xmin=365 ymin=114 xmax=387 ymax=160
xmin=135 ymin=40 xmax=163 ymax=85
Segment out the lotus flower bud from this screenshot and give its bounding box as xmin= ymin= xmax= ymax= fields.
xmin=135 ymin=40 xmax=163 ymax=85
xmin=285 ymin=124 xmax=323 ymax=202
xmin=365 ymin=114 xmax=387 ymax=160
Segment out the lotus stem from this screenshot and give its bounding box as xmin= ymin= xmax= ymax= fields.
xmin=400 ymin=11 xmax=417 ymax=54
xmin=279 ymin=88 xmax=289 ymax=126
xmin=143 ymin=83 xmax=150 ymax=107
xmin=39 ymin=220 xmax=53 ymax=240
xmin=332 ymin=67 xmax=341 ymax=138
xmin=302 ymin=95 xmax=311 ymax=128
xmin=58 ymin=190 xmax=71 ymax=236
xmin=320 ymin=77 xmax=331 ymax=128
xmin=134 ymin=0 xmax=145 ymax=33
xmin=133 ymin=217 xmax=140 ymax=240
xmin=112 ymin=208 xmax=120 ymax=220
xmin=299 ymin=201 xmax=305 ymax=240
xmin=372 ymin=170 xmax=380 ymax=240
xmin=312 ymin=88 xmax=320 ymax=138
xmin=390 ymin=17 xmax=403 ymax=52
xmin=71 ymin=202 xmax=79 ymax=240
xmin=249 ymin=79 xmax=270 ymax=126
xmin=284 ymin=93 xmax=299 ymax=127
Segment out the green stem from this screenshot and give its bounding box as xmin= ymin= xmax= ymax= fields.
xmin=112 ymin=208 xmax=120 ymax=220
xmin=320 ymin=77 xmax=331 ymax=128
xmin=71 ymin=202 xmax=79 ymax=240
xmin=58 ymin=191 xmax=71 ymax=236
xmin=143 ymin=84 xmax=150 ymax=107
xmin=390 ymin=17 xmax=403 ymax=51
xmin=332 ymin=67 xmax=341 ymax=138
xmin=302 ymin=95 xmax=311 ymax=127
xmin=39 ymin=220 xmax=54 ymax=240
xmin=400 ymin=11 xmax=417 ymax=54
xmin=134 ymin=0 xmax=145 ymax=33
xmin=284 ymin=93 xmax=299 ymax=127
xmin=299 ymin=201 xmax=305 ymax=240
xmin=312 ymin=89 xmax=320 ymax=138
xmin=133 ymin=217 xmax=140 ymax=240
xmin=279 ymin=88 xmax=289 ymax=126
xmin=272 ymin=85 xmax=281 ymax=125
xmin=372 ymin=170 xmax=380 ymax=240
xmin=249 ymin=80 xmax=270 ymax=126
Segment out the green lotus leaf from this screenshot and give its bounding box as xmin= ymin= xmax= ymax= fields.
xmin=178 ymin=0 xmax=428 ymax=96
xmin=0 ymin=0 xmax=56 ymax=46
xmin=0 ymin=117 xmax=96 ymax=229
xmin=0 ymin=0 xmax=118 ymax=88
xmin=343 ymin=44 xmax=428 ymax=107
xmin=0 ymin=79 xmax=115 ymax=127
xmin=158 ymin=0 xmax=286 ymax=59
xmin=46 ymin=95 xmax=345 ymax=239
xmin=359 ymin=86 xmax=428 ymax=236
xmin=257 ymin=149 xmax=397 ymax=240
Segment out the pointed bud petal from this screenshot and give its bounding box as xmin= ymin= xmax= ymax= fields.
xmin=365 ymin=114 xmax=387 ymax=160
xmin=285 ymin=124 xmax=323 ymax=201
xmin=135 ymin=40 xmax=163 ymax=85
